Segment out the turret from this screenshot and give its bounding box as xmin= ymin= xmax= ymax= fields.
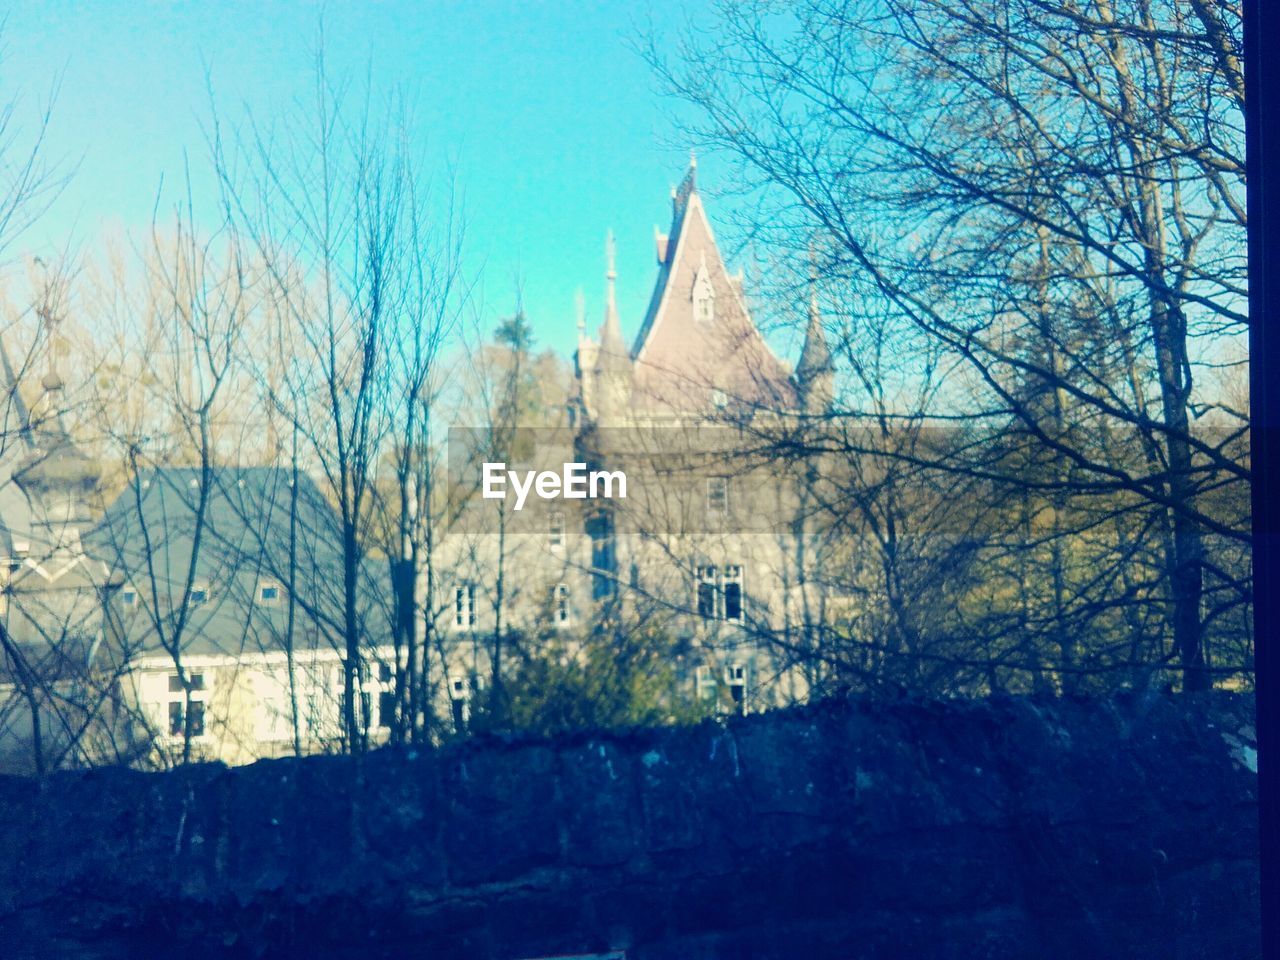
xmin=15 ymin=340 xmax=100 ymax=557
xmin=796 ymin=266 xmax=834 ymax=415
xmin=593 ymin=231 xmax=633 ymax=425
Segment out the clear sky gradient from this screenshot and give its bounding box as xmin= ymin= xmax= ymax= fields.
xmin=1 ymin=1 xmax=734 ymax=357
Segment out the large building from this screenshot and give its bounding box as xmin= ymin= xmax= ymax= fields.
xmin=1 ymin=160 xmax=842 ymax=771
xmin=434 ymin=159 xmax=839 ymax=716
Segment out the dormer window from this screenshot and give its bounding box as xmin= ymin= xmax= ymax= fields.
xmin=121 ymin=587 xmax=138 ymax=607
xmin=258 ymin=581 xmax=281 ymax=605
xmin=696 ymin=290 xmax=713 ymax=322
xmin=692 ymin=253 xmax=715 ymax=322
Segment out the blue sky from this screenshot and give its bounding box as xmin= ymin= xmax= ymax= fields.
xmin=0 ymin=1 xmax=734 ymax=357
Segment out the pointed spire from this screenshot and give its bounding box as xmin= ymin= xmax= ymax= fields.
xmin=808 ymin=240 xmax=822 ymax=327
xmin=593 ymin=230 xmax=632 ymax=424
xmin=599 ymin=230 xmax=627 ymax=359
xmin=797 ymin=296 xmax=832 ymax=379
xmin=31 ymin=300 xmax=68 ymax=431
xmin=575 ymin=288 xmax=587 ymax=346
xmin=797 ymin=241 xmax=833 ymax=397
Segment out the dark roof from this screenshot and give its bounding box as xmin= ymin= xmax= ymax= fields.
xmin=90 ymin=466 xmax=392 ymax=660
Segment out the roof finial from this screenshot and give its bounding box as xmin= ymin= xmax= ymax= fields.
xmin=808 ymin=237 xmax=820 ymax=321
xmin=689 ymin=148 xmax=697 ymax=169
xmin=36 ymin=288 xmax=65 ymax=396
xmin=603 ymin=230 xmax=621 ymax=337
xmin=798 ymin=235 xmax=833 ymax=391
xmin=598 ymin=230 xmax=628 ymax=364
xmin=575 ymin=288 xmax=587 ymax=342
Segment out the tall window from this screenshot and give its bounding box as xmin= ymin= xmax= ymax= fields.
xmin=548 ymin=509 xmax=565 ymax=550
xmin=697 ymin=565 xmax=718 ymax=619
xmin=706 ymin=476 xmax=729 ymax=515
xmin=375 ymin=662 xmax=395 ymax=731
xmin=695 ymin=565 xmax=746 ymax=621
xmin=378 ymin=690 xmax=396 ymax=730
xmin=726 ymin=662 xmax=748 ymax=715
xmin=449 ymin=675 xmax=470 ymax=732
xmin=587 ymin=509 xmax=616 ymax=600
xmin=339 ymin=689 xmax=373 ymax=733
xmin=553 ymin=583 xmax=572 ymax=626
xmin=166 ymin=673 xmax=207 ymax=737
xmin=454 ymin=584 xmax=476 ymax=631
xmin=695 ymin=664 xmax=716 ymax=701
xmin=723 ymin=565 xmax=744 ymax=622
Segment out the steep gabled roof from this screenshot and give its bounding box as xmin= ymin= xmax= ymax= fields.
xmin=630 ymin=161 xmax=796 ymax=415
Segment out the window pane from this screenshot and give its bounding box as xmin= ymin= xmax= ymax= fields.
xmin=188 ymin=701 xmax=205 ymax=736
xmin=723 ymin=565 xmax=743 ymax=621
xmin=707 ymin=477 xmax=728 ymax=513
xmin=168 ymin=700 xmax=184 ymax=735
xmin=588 ymin=511 xmax=616 ymax=599
xmin=724 ymin=582 xmax=742 ymax=621
xmin=697 ymin=581 xmax=716 ymax=619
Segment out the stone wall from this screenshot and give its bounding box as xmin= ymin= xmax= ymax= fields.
xmin=0 ymin=692 xmax=1259 ymax=959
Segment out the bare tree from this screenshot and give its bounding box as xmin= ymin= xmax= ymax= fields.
xmin=211 ymin=39 xmax=432 ymax=751
xmin=645 ymin=0 xmax=1248 ymax=691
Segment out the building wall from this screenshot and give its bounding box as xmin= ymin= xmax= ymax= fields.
xmin=121 ymin=646 xmax=400 ymax=767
